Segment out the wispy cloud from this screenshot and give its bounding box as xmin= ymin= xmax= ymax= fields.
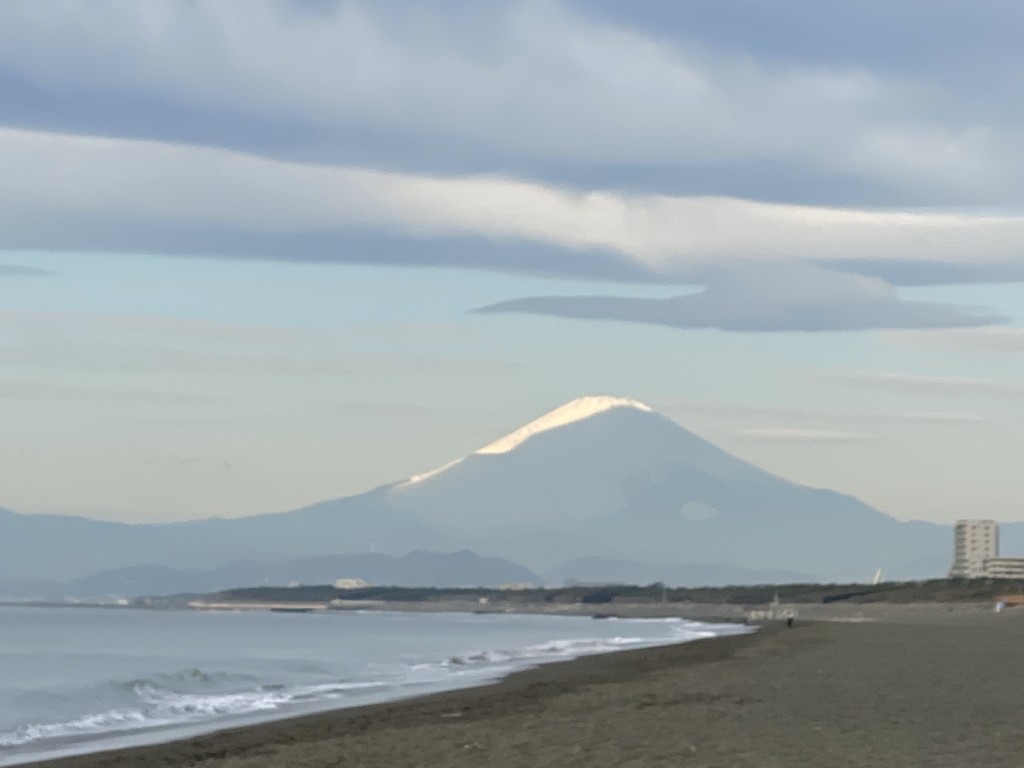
xmin=0 ymin=310 xmax=311 ymax=345
xmin=318 ymin=401 xmax=514 ymax=420
xmin=737 ymin=428 xmax=875 ymax=442
xmin=664 ymin=400 xmax=984 ymax=425
xmin=0 ymin=341 xmax=514 ymax=378
xmin=0 ymin=310 xmax=516 ymax=377
xmin=882 ymin=327 xmax=1024 ymax=353
xmin=891 ymin=411 xmax=987 ymax=423
xmin=808 ymin=370 xmax=1024 ymax=396
xmin=0 ymin=263 xmax=50 ymax=277
xmin=0 ymin=379 xmax=222 ymax=404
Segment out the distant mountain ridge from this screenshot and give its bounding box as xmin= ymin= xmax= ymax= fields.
xmin=0 ymin=550 xmax=541 ymax=601
xmin=3 ymin=395 xmax=1012 ymax=594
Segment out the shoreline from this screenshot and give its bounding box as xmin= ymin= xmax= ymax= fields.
xmin=4 ymin=591 xmax=1007 ymax=626
xmin=3 ymin=612 xmax=749 ymax=767
xmin=18 ymin=603 xmax=1024 ymax=767
xmin=20 ymin=625 xmax=765 ymax=768
xmin=187 ymin=596 xmax=1003 ymax=627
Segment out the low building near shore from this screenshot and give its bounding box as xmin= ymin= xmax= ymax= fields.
xmin=983 ymin=558 xmax=1024 ymax=579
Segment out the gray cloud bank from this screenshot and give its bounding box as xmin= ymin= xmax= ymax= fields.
xmin=0 ymin=263 xmax=49 ymax=277
xmin=3 ymin=1 xmax=1024 ymax=206
xmin=475 ymin=266 xmax=1004 ymax=332
xmin=1 ymin=1 xmax=1023 ymax=333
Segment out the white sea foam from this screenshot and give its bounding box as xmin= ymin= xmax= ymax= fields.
xmin=0 ymin=679 xmax=393 ymax=748
xmin=0 ymin=611 xmax=750 ymax=759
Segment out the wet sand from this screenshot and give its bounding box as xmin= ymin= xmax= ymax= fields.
xmin=29 ymin=606 xmax=1024 ymax=767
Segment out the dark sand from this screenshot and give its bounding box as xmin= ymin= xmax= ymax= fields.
xmin=29 ymin=608 xmax=1024 ymax=767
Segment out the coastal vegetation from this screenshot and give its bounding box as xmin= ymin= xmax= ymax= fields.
xmin=208 ymin=578 xmax=1024 ymax=607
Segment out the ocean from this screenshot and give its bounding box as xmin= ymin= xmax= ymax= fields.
xmin=0 ymin=605 xmax=747 ymax=765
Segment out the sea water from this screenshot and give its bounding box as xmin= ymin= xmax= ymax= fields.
xmin=0 ymin=605 xmax=747 ymax=765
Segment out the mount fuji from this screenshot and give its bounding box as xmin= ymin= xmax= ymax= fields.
xmin=2 ymin=395 xmax=1001 ymax=593
xmin=383 ymin=396 xmax=956 ymax=580
xmin=388 ymin=396 xmax=771 ymax=530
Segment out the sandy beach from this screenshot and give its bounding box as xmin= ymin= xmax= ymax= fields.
xmin=27 ymin=605 xmax=1024 ymax=768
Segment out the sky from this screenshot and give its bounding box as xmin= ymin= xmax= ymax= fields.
xmin=1 ymin=0 xmax=1023 ymax=525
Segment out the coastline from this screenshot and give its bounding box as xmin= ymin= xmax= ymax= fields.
xmin=21 ymin=624 xmax=763 ymax=768
xmin=19 ymin=603 xmax=1024 ymax=768
xmin=1 ymin=609 xmax=746 ymax=767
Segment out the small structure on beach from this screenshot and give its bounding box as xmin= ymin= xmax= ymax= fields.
xmin=747 ymin=606 xmax=797 ymax=623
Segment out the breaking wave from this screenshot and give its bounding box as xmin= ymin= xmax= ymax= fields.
xmin=0 ymin=618 xmax=749 ymax=755
xmin=0 ymin=672 xmax=390 ymax=749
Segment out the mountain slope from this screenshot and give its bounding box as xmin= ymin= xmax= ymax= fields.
xmin=0 ymin=395 xmax=980 ymax=585
xmin=0 ymin=495 xmax=451 ymax=583
xmin=386 ymin=397 xmax=780 ymax=530
xmin=383 ymin=397 xmax=951 ymax=579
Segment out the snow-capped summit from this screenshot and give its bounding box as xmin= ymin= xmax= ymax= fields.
xmin=380 ymin=398 xmax=927 ymax=582
xmin=399 ymin=396 xmax=652 ymax=487
xmin=476 ymin=395 xmax=652 ymax=455
xmin=389 ymin=393 xmax=774 ymax=530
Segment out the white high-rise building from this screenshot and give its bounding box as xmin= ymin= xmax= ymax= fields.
xmin=949 ymin=520 xmax=998 ymax=578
